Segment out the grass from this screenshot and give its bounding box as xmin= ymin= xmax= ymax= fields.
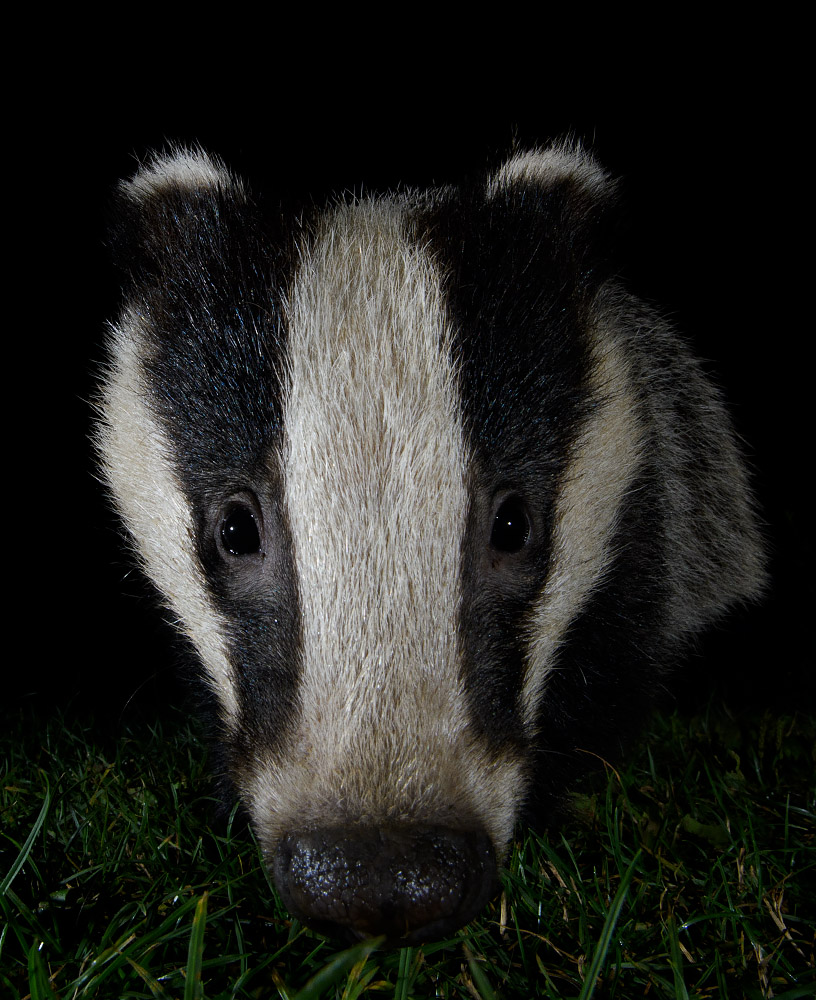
xmin=1 ymin=700 xmax=814 ymax=999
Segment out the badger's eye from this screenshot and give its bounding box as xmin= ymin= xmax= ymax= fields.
xmin=490 ymin=496 xmax=530 ymax=553
xmin=220 ymin=506 xmax=261 ymax=556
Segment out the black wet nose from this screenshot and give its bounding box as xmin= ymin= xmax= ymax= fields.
xmin=272 ymin=825 xmax=497 ymax=945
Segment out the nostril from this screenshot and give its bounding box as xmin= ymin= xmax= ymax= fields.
xmin=272 ymin=825 xmax=497 ymax=945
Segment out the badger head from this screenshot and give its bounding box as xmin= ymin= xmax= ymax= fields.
xmin=96 ymin=145 xmax=765 ymax=944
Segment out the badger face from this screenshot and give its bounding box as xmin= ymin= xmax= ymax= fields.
xmin=97 ymin=146 xmax=765 ymax=944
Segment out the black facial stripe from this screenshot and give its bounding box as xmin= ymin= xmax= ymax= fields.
xmin=121 ymin=175 xmax=311 ymax=758
xmin=413 ymin=179 xmax=603 ymax=750
xmin=522 ymin=463 xmax=667 ymax=821
xmin=131 ymin=192 xmax=296 ymax=488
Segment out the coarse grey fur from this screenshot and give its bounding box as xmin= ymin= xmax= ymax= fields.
xmin=96 ymin=142 xmax=766 ymax=944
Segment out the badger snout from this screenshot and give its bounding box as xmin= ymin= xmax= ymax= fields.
xmin=272 ymin=825 xmax=497 ymax=944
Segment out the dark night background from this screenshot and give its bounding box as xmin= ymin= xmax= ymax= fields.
xmin=7 ymin=78 xmax=809 ymax=726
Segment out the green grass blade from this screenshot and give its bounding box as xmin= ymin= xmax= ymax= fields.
xmin=27 ymin=941 xmax=59 ymax=1000
xmin=394 ymin=945 xmax=414 ymax=1000
xmin=771 ymin=987 xmax=816 ymax=1000
xmin=1 ymin=779 xmax=50 ymax=897
xmin=291 ymin=938 xmax=383 ymax=1000
xmin=124 ymin=955 xmax=174 ymax=999
xmin=576 ymin=850 xmax=640 ymax=1000
xmin=665 ymin=915 xmax=690 ymax=1000
xmin=184 ymin=891 xmax=209 ymax=1000
xmin=463 ymin=944 xmax=497 ymax=1000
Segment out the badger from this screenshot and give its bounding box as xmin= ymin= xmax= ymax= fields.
xmin=96 ymin=143 xmax=765 ymax=946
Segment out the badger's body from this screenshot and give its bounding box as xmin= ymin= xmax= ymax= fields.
xmin=97 ymin=145 xmax=765 ymax=944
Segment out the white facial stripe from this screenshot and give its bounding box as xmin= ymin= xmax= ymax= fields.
xmin=97 ymin=310 xmax=238 ymax=723
xmin=247 ymin=201 xmax=524 ymax=852
xmin=521 ymin=322 xmax=645 ymax=729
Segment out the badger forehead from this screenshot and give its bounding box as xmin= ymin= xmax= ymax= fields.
xmin=283 ymin=200 xmax=467 ymax=701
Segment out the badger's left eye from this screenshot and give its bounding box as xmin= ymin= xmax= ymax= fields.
xmin=490 ymin=496 xmax=530 ymax=553
xmin=220 ymin=506 xmax=261 ymax=556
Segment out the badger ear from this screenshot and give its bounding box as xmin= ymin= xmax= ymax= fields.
xmin=488 ymin=143 xmax=615 ymax=202
xmin=108 ymin=147 xmax=249 ymax=282
xmin=121 ymin=147 xmax=239 ymax=204
xmin=486 ymin=142 xmax=621 ymax=284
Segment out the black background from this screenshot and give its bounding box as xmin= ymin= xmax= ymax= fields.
xmin=8 ymin=77 xmax=809 ymax=723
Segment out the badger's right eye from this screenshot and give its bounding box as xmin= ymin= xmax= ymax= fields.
xmin=220 ymin=506 xmax=261 ymax=556
xmin=490 ymin=496 xmax=531 ymax=554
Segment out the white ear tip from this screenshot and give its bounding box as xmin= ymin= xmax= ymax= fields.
xmin=487 ymin=143 xmax=612 ymax=199
xmin=122 ymin=148 xmax=238 ymax=202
